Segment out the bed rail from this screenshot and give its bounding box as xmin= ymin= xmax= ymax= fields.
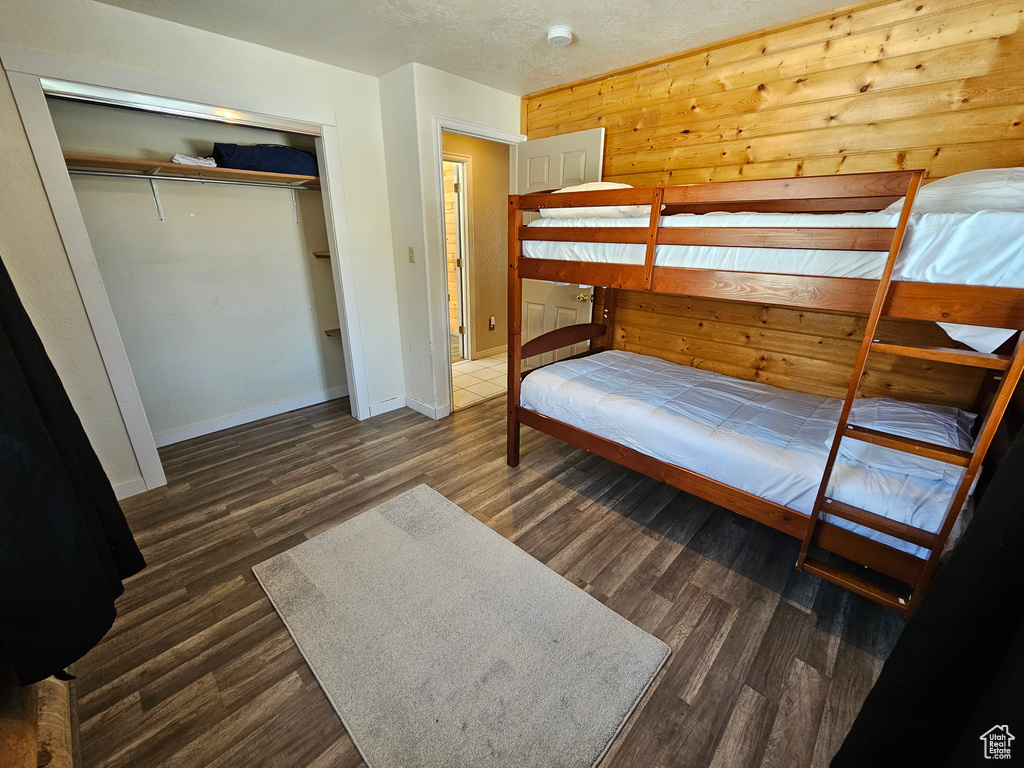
xmin=520 ymin=322 xmax=607 ymax=360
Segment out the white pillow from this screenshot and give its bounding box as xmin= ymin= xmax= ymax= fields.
xmin=884 ymin=167 xmax=1024 ymax=213
xmin=835 ymin=398 xmax=975 ymax=483
xmin=538 ymin=181 xmax=654 ymax=219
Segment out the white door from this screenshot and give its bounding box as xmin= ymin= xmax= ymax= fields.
xmin=523 ymin=284 xmax=594 ymax=368
xmin=515 ymin=127 xmax=605 ymax=367
xmin=515 ymin=127 xmax=605 ymax=194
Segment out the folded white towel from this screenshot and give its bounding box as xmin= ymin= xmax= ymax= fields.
xmin=171 ymin=154 xmax=217 ymax=167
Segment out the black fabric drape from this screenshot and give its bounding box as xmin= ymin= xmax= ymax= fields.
xmin=0 ymin=256 xmax=145 ymax=685
xmin=831 ymin=427 xmax=1024 ymax=767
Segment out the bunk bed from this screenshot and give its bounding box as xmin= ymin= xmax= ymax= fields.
xmin=506 ymin=170 xmax=1024 ymax=615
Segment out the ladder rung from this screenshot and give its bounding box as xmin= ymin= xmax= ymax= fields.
xmin=872 ymin=339 xmax=1012 ymax=370
xmin=844 ymin=423 xmax=972 ymax=467
xmin=802 ymin=557 xmax=909 ymax=611
xmin=820 ymin=497 xmax=939 ymax=549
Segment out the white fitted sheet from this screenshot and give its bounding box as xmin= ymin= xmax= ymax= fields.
xmin=520 ymin=350 xmax=975 ymax=558
xmin=524 ymin=210 xmax=1024 ymax=353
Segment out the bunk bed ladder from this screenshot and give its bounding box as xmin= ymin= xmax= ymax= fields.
xmin=789 ymin=170 xmax=1024 ymax=614
xmin=797 ymin=331 xmax=1024 ymax=613
xmin=795 ymin=171 xmax=943 ymax=611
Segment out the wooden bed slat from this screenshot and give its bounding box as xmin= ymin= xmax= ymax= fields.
xmin=651 ymin=268 xmax=878 ymax=314
xmin=521 ymin=323 xmax=607 ymax=359
xmin=812 ymin=523 xmax=926 ymax=585
xmin=659 ymin=171 xmax=919 ymax=204
xmin=520 ymin=260 xmax=1024 ymax=327
xmin=520 ymin=226 xmax=648 ymax=243
xmin=885 ymin=282 xmax=1024 ymax=328
xmin=519 ymin=187 xmax=659 ymax=210
xmin=871 ymin=340 xmax=1013 ymax=370
xmin=656 ymin=226 xmax=895 ymax=251
xmin=518 ymin=258 xmax=648 ymax=289
xmin=661 ymin=196 xmax=904 ymax=214
xmin=802 ymin=558 xmax=908 ymax=610
xmin=820 ymin=498 xmax=939 ymax=550
xmin=843 ymin=424 xmax=973 ymax=467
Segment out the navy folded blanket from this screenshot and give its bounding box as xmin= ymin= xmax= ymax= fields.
xmin=212 ymin=143 xmax=318 ymax=176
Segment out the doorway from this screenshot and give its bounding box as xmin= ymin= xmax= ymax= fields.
xmin=443 ymin=158 xmax=469 ymax=362
xmin=441 ymin=131 xmax=510 ymax=411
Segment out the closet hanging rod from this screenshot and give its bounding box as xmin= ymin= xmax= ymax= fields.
xmin=66 ymin=169 xmax=321 ymax=192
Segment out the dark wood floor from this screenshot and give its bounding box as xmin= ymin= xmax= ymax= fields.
xmin=78 ymin=397 xmax=904 ymax=768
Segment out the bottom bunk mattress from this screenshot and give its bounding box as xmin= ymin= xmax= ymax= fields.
xmin=519 ymin=350 xmax=976 ymax=558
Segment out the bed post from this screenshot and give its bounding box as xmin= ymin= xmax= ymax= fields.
xmin=598 ymin=288 xmax=618 ymax=352
xmin=507 ymin=196 xmax=523 ymax=467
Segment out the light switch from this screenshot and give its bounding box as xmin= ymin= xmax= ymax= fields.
xmin=408 ymin=246 xmax=415 ymax=263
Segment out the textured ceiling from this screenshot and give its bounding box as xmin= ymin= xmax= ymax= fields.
xmin=96 ymin=0 xmax=852 ymax=95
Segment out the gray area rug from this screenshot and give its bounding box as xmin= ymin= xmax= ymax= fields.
xmin=253 ymin=484 xmax=669 ymax=768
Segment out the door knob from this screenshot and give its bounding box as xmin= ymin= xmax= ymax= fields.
xmin=576 ymin=293 xmax=591 ymax=302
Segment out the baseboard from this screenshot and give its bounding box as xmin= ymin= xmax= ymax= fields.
xmin=405 ymin=396 xmax=448 ymax=420
xmin=474 ymin=344 xmax=507 ymax=359
xmin=368 ymin=396 xmax=407 ymax=417
xmin=113 ymin=476 xmax=149 ymax=500
xmin=153 ymin=386 xmax=349 ymax=447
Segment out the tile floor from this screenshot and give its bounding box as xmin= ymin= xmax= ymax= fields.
xmin=452 ymin=353 xmax=507 ymax=410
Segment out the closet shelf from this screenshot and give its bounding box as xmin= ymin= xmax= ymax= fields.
xmin=325 ymin=328 xmax=342 ymax=339
xmin=312 ymin=251 xmax=331 ymax=259
xmin=63 ymin=153 xmax=321 ymax=190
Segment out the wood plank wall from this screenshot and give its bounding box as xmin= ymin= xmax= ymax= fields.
xmin=524 ymin=0 xmax=1024 ymax=184
xmin=594 ymin=289 xmax=985 ymax=409
xmin=528 ymin=0 xmax=1021 ymax=411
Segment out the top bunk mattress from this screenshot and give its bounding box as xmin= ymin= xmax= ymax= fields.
xmin=523 ymin=211 xmax=1024 ymax=289
xmin=520 ymin=350 xmax=975 ymax=558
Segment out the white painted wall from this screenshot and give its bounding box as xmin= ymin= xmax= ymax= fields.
xmin=69 ymin=177 xmax=345 ymax=444
xmin=0 ymin=0 xmax=404 ymax=489
xmin=379 ymin=63 xmax=520 ymax=415
xmin=47 ymin=96 xmax=319 ymax=159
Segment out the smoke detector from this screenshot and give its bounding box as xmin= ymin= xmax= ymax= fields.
xmin=546 ymin=26 xmax=574 ymax=47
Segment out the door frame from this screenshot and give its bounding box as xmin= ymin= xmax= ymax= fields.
xmin=2 ymin=47 xmax=372 ymax=496
xmin=431 ymin=116 xmax=524 ymax=417
xmin=442 ymin=154 xmax=471 ymax=362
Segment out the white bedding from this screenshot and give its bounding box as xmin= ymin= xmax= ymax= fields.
xmin=520 ymin=350 xmax=975 ymax=558
xmin=524 ymin=210 xmax=1024 ymax=352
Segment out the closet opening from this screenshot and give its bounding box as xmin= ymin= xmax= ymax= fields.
xmin=43 ymin=91 xmax=351 ymax=465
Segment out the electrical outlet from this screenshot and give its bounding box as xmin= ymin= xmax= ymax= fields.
xmin=408 ymin=246 xmax=415 ymax=263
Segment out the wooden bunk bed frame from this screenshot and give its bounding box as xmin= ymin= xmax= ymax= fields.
xmin=506 ymin=170 xmax=1024 ymax=616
